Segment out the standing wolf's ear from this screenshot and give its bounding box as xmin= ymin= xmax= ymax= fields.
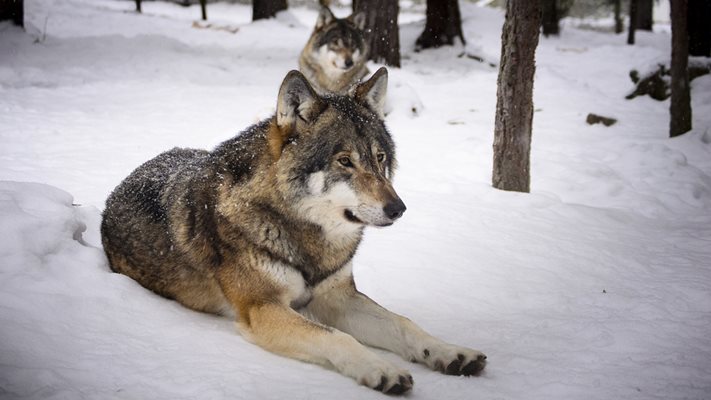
xmin=353 ymin=67 xmax=388 ymax=119
xmin=315 ymin=6 xmax=336 ymax=30
xmin=349 ymin=12 xmax=367 ymax=30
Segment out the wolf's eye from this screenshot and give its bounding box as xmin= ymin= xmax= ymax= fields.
xmin=377 ymin=153 xmax=386 ymax=163
xmin=338 ymin=156 xmax=354 ymax=168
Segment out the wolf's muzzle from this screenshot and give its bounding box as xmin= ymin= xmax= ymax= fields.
xmin=384 ymin=198 xmax=407 ymax=221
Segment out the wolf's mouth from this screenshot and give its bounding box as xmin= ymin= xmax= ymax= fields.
xmin=344 ymin=209 xmax=363 ymax=224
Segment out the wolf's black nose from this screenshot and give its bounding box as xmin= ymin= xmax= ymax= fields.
xmin=344 ymin=58 xmax=354 ymax=68
xmin=384 ymin=199 xmax=406 ymax=221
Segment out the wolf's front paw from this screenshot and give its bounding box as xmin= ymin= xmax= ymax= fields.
xmin=354 ymin=360 xmax=414 ymax=395
xmin=422 ymin=344 xmax=487 ymax=376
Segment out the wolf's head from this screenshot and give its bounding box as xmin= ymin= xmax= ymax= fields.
xmin=269 ymin=68 xmax=405 ymax=236
xmin=309 ymin=6 xmax=368 ymax=73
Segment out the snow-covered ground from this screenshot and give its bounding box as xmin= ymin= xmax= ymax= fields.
xmin=2 ymin=1 xmax=711 ymax=399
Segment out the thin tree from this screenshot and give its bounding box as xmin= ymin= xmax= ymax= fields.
xmin=688 ymin=0 xmax=711 ymax=56
xmin=415 ymin=0 xmax=465 ymax=51
xmin=353 ymin=0 xmax=400 ymax=67
xmin=613 ymin=0 xmax=623 ymax=34
xmin=627 ymin=0 xmax=638 ymax=44
xmin=200 ymin=0 xmax=207 ymax=20
xmin=135 ymin=0 xmax=141 ymax=13
xmin=669 ymin=0 xmax=692 ymax=137
xmin=541 ymin=0 xmax=560 ymax=37
xmin=0 ymin=0 xmax=23 ymax=27
xmin=492 ymin=0 xmax=542 ymax=192
xmin=253 ymin=0 xmax=287 ymax=21
xmin=636 ymin=0 xmax=653 ymax=30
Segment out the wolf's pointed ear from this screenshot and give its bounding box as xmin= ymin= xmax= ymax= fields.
xmin=315 ymin=6 xmax=335 ymax=30
xmin=276 ymin=70 xmax=323 ymax=129
xmin=353 ymin=67 xmax=388 ymax=119
xmin=349 ymin=12 xmax=366 ymax=30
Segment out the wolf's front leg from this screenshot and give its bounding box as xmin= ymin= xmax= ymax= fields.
xmin=235 ymin=301 xmax=414 ymax=394
xmin=306 ymin=267 xmax=487 ymax=376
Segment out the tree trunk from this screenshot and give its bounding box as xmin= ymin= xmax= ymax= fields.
xmin=541 ymin=0 xmax=560 ymax=37
xmin=688 ymin=0 xmax=711 ymax=56
xmin=353 ymin=0 xmax=400 ymax=67
xmin=614 ymin=0 xmax=623 ymax=34
xmin=627 ymin=0 xmax=638 ymax=44
xmin=670 ymin=0 xmax=692 ymax=137
xmin=253 ymin=0 xmax=287 ymax=21
xmin=200 ymin=0 xmax=207 ymax=20
xmin=135 ymin=0 xmax=141 ymax=13
xmin=415 ymin=0 xmax=465 ymax=51
xmin=636 ymin=0 xmax=653 ymax=31
xmin=492 ymin=0 xmax=542 ymax=193
xmin=0 ymin=0 xmax=23 ymax=27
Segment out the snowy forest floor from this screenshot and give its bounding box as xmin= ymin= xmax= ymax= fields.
xmin=1 ymin=1 xmax=711 ymax=399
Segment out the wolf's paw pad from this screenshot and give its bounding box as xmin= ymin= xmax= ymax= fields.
xmin=427 ymin=346 xmax=487 ymax=376
xmin=360 ymin=367 xmax=413 ymax=395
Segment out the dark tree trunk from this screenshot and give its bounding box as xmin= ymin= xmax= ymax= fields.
xmin=0 ymin=0 xmax=23 ymax=27
xmin=688 ymin=0 xmax=711 ymax=56
xmin=253 ymin=0 xmax=287 ymax=21
xmin=200 ymin=0 xmax=207 ymax=20
xmin=541 ymin=0 xmax=560 ymax=37
xmin=415 ymin=0 xmax=465 ymax=50
xmin=492 ymin=0 xmax=542 ymax=193
xmin=614 ymin=0 xmax=623 ymax=34
xmin=135 ymin=0 xmax=141 ymax=13
xmin=636 ymin=0 xmax=653 ymax=31
xmin=670 ymin=0 xmax=692 ymax=137
xmin=627 ymin=0 xmax=638 ymax=44
xmin=353 ymin=0 xmax=400 ymax=67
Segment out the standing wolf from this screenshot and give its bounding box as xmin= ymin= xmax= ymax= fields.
xmin=101 ymin=68 xmax=486 ymax=395
xmin=299 ymin=6 xmax=369 ymax=94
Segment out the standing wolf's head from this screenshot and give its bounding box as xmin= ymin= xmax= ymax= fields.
xmin=307 ymin=7 xmax=368 ymax=75
xmin=269 ymin=68 xmax=405 ymax=237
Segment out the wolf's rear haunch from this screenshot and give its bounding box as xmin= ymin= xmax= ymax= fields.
xmin=101 ymin=68 xmax=486 ymax=395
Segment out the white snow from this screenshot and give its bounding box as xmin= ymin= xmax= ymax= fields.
xmin=2 ymin=1 xmax=711 ymax=399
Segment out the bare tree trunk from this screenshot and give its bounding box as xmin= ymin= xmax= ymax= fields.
xmin=627 ymin=0 xmax=638 ymax=44
xmin=415 ymin=0 xmax=465 ymax=51
xmin=614 ymin=0 xmax=623 ymax=34
xmin=200 ymin=0 xmax=207 ymax=20
xmin=492 ymin=0 xmax=542 ymax=193
xmin=0 ymin=0 xmax=23 ymax=27
xmin=541 ymin=0 xmax=560 ymax=37
xmin=253 ymin=0 xmax=287 ymax=21
xmin=636 ymin=0 xmax=653 ymax=31
xmin=353 ymin=0 xmax=400 ymax=67
xmin=135 ymin=0 xmax=141 ymax=13
xmin=688 ymin=0 xmax=711 ymax=56
xmin=670 ymin=0 xmax=692 ymax=137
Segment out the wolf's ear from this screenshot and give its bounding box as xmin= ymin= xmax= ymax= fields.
xmin=353 ymin=67 xmax=388 ymax=119
xmin=349 ymin=12 xmax=366 ymax=30
xmin=276 ymin=70 xmax=323 ymax=131
xmin=315 ymin=6 xmax=335 ymax=30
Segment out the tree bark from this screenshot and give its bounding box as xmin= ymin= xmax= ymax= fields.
xmin=688 ymin=0 xmax=711 ymax=56
xmin=492 ymin=0 xmax=542 ymax=193
xmin=353 ymin=0 xmax=400 ymax=67
xmin=627 ymin=0 xmax=638 ymax=44
xmin=670 ymin=0 xmax=692 ymax=137
xmin=135 ymin=0 xmax=141 ymax=13
xmin=415 ymin=0 xmax=465 ymax=50
xmin=614 ymin=0 xmax=623 ymax=34
xmin=0 ymin=0 xmax=23 ymax=27
xmin=636 ymin=0 xmax=653 ymax=31
xmin=541 ymin=0 xmax=560 ymax=37
xmin=253 ymin=0 xmax=287 ymax=21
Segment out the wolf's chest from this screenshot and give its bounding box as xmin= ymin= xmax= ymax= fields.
xmin=260 ymin=261 xmax=314 ymax=309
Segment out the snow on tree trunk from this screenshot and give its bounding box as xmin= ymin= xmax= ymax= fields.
xmin=492 ymin=0 xmax=542 ymax=193
xmin=688 ymin=0 xmax=711 ymax=56
xmin=415 ymin=0 xmax=466 ymax=51
xmin=670 ymin=0 xmax=692 ymax=137
xmin=253 ymin=0 xmax=287 ymax=21
xmin=353 ymin=0 xmax=400 ymax=67
xmin=0 ymin=0 xmax=23 ymax=27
